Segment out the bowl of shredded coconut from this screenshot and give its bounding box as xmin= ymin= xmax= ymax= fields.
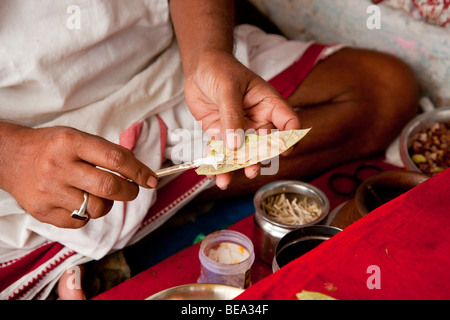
xmin=253 ymin=181 xmax=330 ymax=264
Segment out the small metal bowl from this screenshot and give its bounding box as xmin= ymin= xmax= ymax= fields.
xmin=399 ymin=106 xmax=450 ymax=173
xmin=253 ymin=181 xmax=330 ymax=264
xmin=272 ymin=225 xmax=342 ymax=272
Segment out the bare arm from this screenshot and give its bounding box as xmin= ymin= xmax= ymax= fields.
xmin=169 ymin=0 xmax=235 ymax=76
xmin=169 ymin=0 xmax=244 ymax=147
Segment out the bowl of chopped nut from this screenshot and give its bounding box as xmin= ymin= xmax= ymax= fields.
xmin=252 ymin=181 xmax=330 ymax=264
xmin=399 ymin=107 xmax=450 ymax=175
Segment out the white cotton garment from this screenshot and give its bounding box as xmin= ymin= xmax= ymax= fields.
xmin=0 ymin=0 xmax=327 ymax=260
xmin=0 ymin=0 xmax=186 ymax=259
xmin=0 ymin=0 xmax=184 ymax=141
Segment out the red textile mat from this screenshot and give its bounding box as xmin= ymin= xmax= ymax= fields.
xmin=93 ymin=156 xmax=400 ymax=300
xmin=237 ymin=168 xmax=450 ymax=300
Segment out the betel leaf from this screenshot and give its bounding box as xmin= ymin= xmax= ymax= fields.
xmin=296 ymin=290 xmax=337 ymax=300
xmin=195 ymin=129 xmax=311 ymax=175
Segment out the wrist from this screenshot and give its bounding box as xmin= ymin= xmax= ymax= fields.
xmin=0 ymin=122 xmax=31 ymax=192
xmin=170 ymin=0 xmax=235 ymax=77
xmin=184 ymin=49 xmax=236 ymax=79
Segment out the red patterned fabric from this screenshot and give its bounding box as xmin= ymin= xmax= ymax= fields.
xmin=374 ymin=0 xmax=449 ymax=27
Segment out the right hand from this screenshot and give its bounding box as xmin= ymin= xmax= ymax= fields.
xmin=0 ymin=124 xmax=158 ymax=228
xmin=184 ymin=51 xmax=301 ymax=189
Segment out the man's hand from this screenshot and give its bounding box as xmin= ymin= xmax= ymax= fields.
xmin=0 ymin=124 xmax=158 ymax=228
xmin=185 ymin=51 xmax=301 ymax=188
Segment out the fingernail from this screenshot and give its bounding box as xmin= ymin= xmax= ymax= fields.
xmin=147 ymin=175 xmax=158 ymax=188
xmin=226 ymin=132 xmax=243 ymax=150
xmin=249 ymin=168 xmax=259 ymax=180
xmin=217 ymin=182 xmax=228 ymax=190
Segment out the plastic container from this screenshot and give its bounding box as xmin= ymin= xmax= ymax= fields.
xmin=197 ymin=230 xmax=255 ymax=289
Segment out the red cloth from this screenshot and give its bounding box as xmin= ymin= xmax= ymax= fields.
xmin=236 ymin=168 xmax=450 ymax=300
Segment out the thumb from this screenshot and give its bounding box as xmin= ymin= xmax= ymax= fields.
xmin=218 ymin=88 xmax=245 ymax=150
xmin=271 ymin=98 xmax=301 ymax=131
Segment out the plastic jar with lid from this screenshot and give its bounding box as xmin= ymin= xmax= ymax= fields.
xmin=197 ymin=230 xmax=255 ymax=289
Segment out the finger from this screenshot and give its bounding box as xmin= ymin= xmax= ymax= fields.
xmin=40 ymin=207 xmax=89 ymax=229
xmin=70 ymin=162 xmax=140 ymax=202
xmin=224 ymin=128 xmax=244 ymax=151
xmin=75 ymin=133 xmax=158 ymax=189
xmin=215 ymin=172 xmax=234 ymax=190
xmin=251 ymin=82 xmax=301 ymax=131
xmin=244 ymin=164 xmax=261 ymax=180
xmin=271 ymin=99 xmax=302 ymax=131
xmin=52 ymin=185 xmax=114 ymax=220
xmin=58 ymin=265 xmax=86 ymax=300
xmin=217 ymin=86 xmax=245 ymax=150
xmin=84 ymin=194 xmax=114 ymax=220
xmin=67 ymin=190 xmax=113 ymax=220
xmin=267 ymin=97 xmax=302 ymax=154
xmin=281 ymin=145 xmax=295 ymax=157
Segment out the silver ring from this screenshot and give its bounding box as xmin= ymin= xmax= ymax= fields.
xmin=71 ymin=192 xmax=89 ymax=221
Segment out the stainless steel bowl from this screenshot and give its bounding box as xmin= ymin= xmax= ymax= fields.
xmin=399 ymin=107 xmax=450 ymax=173
xmin=146 ymin=283 xmax=244 ymax=300
xmin=272 ymin=225 xmax=342 ymax=272
xmin=253 ymin=181 xmax=330 ymax=264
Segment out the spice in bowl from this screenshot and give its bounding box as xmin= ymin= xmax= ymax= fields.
xmin=408 ymin=122 xmax=450 ymax=174
xmin=261 ymin=193 xmax=321 ymax=226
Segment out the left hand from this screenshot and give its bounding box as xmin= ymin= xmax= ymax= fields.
xmin=184 ymin=51 xmax=301 ymax=189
